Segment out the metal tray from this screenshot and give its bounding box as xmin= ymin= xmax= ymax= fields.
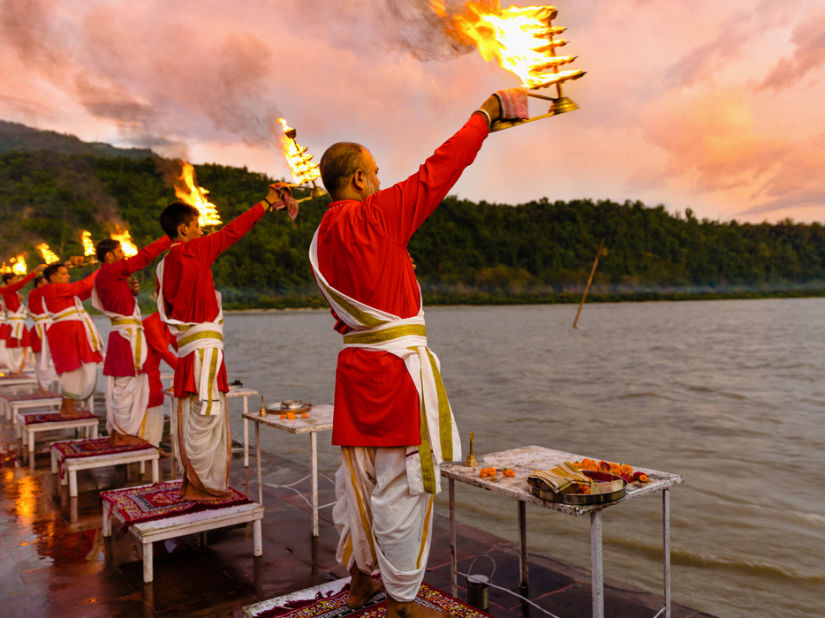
xmin=265 ymin=400 xmax=311 ymax=414
xmin=528 ymin=470 xmax=627 ymax=505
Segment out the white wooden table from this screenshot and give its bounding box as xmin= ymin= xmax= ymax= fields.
xmin=4 ymin=392 xmax=61 ymax=423
xmin=164 ymin=384 xmax=259 ymax=471
xmin=441 ymin=445 xmax=684 ymax=618
xmin=241 ymin=404 xmax=333 ymax=537
xmin=102 ymin=483 xmax=264 ymax=583
xmin=51 ymin=438 xmax=160 ymax=497
xmin=20 ymin=413 xmax=99 ymax=463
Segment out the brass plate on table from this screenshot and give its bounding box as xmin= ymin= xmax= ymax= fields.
xmin=528 ymin=470 xmax=626 ymax=505
xmin=265 ymin=400 xmax=312 ymax=415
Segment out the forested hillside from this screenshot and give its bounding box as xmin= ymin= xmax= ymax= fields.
xmin=1 ymin=144 xmax=824 ymax=309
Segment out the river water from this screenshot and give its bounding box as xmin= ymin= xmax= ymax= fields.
xmin=103 ymin=298 xmax=825 ymax=617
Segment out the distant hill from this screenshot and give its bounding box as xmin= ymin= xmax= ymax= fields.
xmin=0 ymin=119 xmax=154 ymax=159
xmin=1 ymin=119 xmax=824 ymax=308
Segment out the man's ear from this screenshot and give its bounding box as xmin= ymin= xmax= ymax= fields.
xmin=352 ymin=169 xmax=365 ymax=191
xmin=176 ymin=222 xmax=188 ymax=239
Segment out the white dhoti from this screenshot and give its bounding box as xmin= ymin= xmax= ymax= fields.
xmin=0 ymin=338 xmax=8 ymax=369
xmin=34 ymin=349 xmax=58 ymax=390
xmin=177 ymin=394 xmax=230 ymax=495
xmin=143 ymin=405 xmax=164 ymax=448
xmin=60 ymin=363 xmax=98 ymax=402
xmin=334 ymin=447 xmax=435 ymax=603
xmin=5 ymin=346 xmax=28 ymax=373
xmin=105 ymin=374 xmax=151 ymax=439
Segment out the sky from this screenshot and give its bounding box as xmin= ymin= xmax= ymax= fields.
xmin=1 ymin=0 xmax=824 ymax=224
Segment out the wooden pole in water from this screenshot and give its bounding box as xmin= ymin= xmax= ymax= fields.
xmin=572 ymin=238 xmax=606 ymax=329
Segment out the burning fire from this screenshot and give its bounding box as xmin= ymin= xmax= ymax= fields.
xmin=8 ymin=254 xmax=27 ymax=276
xmin=35 ymin=243 xmax=61 ymax=265
xmin=81 ymin=230 xmax=96 ymax=257
xmin=174 ymin=161 xmax=223 ymax=227
xmin=277 ymin=118 xmax=321 ymax=186
xmin=430 ymin=1 xmax=584 ymax=90
xmin=110 ymin=226 xmax=139 ymax=258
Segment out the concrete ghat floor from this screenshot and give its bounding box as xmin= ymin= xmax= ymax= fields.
xmin=0 ymin=413 xmax=715 ymax=617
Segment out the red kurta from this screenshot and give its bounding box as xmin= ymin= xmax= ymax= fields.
xmin=27 ymin=287 xmax=47 ymax=353
xmin=143 ymin=312 xmax=178 ymax=408
xmin=316 ymin=113 xmax=488 ymax=447
xmin=96 ymin=236 xmax=172 ymax=377
xmin=0 ymin=270 xmax=38 ymax=347
xmin=42 ymin=271 xmax=102 ymax=374
xmin=157 ymin=203 xmax=266 ymax=398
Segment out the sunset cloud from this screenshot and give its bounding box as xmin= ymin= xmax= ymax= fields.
xmin=0 ymin=0 xmax=823 ymax=223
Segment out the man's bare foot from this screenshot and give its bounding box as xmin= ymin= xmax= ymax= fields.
xmin=346 ymin=565 xmax=384 ymax=608
xmin=386 ymin=595 xmax=452 ymax=618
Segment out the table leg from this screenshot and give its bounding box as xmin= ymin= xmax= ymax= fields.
xmin=519 ymin=500 xmax=529 ymax=591
xmin=151 ymin=458 xmax=159 ymax=483
xmin=255 ymin=422 xmax=262 ymax=505
xmin=102 ymin=501 xmax=111 ymax=536
xmin=28 ymin=430 xmax=34 ymax=461
xmin=590 ymin=510 xmax=604 ymax=618
xmin=139 ymin=460 xmax=146 ymax=476
xmin=243 ymin=395 xmax=250 ymax=468
xmin=253 ymin=518 xmax=263 ymax=556
xmin=69 ymin=470 xmax=78 ymax=498
xmin=663 ymin=488 xmax=671 ymax=618
xmin=449 ymin=478 xmax=457 ymax=597
xmin=92 ymin=424 xmax=98 ymax=439
xmin=310 ymin=432 xmax=319 ymax=537
xmin=143 ymin=542 xmax=153 ymax=583
xmin=50 ymin=449 xmax=58 ymax=474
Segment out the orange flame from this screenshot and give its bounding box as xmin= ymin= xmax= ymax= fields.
xmin=9 ymin=254 xmax=27 ymax=276
xmin=109 ymin=226 xmax=138 ymax=258
xmin=81 ymin=230 xmax=96 ymax=257
xmin=35 ymin=243 xmax=61 ymax=264
xmin=173 ymin=161 xmax=223 ymax=227
xmin=431 ymin=1 xmax=583 ymax=89
xmin=277 ymin=118 xmax=321 ymax=185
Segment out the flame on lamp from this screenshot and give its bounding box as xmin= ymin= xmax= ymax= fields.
xmin=277 ymin=118 xmax=321 ymax=186
xmin=174 ymin=161 xmax=223 ymax=227
xmin=81 ymin=230 xmax=96 ymax=257
xmin=36 ymin=243 xmax=61 ymax=264
xmin=10 ymin=254 xmax=27 ymax=276
xmin=110 ymin=226 xmax=138 ymax=258
xmin=430 ymin=1 xmax=584 ymax=90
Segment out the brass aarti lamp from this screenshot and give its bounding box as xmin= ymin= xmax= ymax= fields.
xmin=491 ymin=6 xmax=586 ymax=131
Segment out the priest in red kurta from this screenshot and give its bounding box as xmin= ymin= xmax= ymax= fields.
xmin=42 ymin=263 xmax=103 ymax=417
xmin=156 ymin=184 xmax=296 ymax=501
xmin=27 ymin=275 xmax=57 ymax=391
xmin=93 ymin=235 xmax=172 ymax=446
xmin=0 ymin=266 xmax=43 ymax=374
xmin=311 ymin=90 xmax=528 ymax=616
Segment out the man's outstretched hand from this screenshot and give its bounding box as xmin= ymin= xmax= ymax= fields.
xmin=266 ymin=182 xmax=300 ymax=220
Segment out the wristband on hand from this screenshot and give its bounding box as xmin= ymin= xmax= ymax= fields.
xmin=474 ymin=108 xmax=492 ymax=130
xmin=494 ymin=88 xmax=529 ymax=121
xmin=262 ymin=196 xmax=275 ymax=211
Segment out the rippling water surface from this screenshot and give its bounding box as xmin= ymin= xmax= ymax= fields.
xmin=109 ymin=298 xmax=825 ymax=617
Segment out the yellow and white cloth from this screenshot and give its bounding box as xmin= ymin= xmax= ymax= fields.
xmin=309 ymin=230 xmax=461 ymax=495
xmin=334 ymin=446 xmax=435 ymax=603
xmin=156 ymin=257 xmax=225 ymax=417
xmin=29 ymin=304 xmax=57 ymax=389
xmin=92 ymin=287 xmax=152 ymax=440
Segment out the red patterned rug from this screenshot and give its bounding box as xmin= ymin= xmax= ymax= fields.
xmin=101 ymin=480 xmax=251 ymax=530
xmin=52 ymin=437 xmax=156 ymax=478
xmin=23 ymin=411 xmax=96 ymax=424
xmin=246 ymin=581 xmax=492 ymax=618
